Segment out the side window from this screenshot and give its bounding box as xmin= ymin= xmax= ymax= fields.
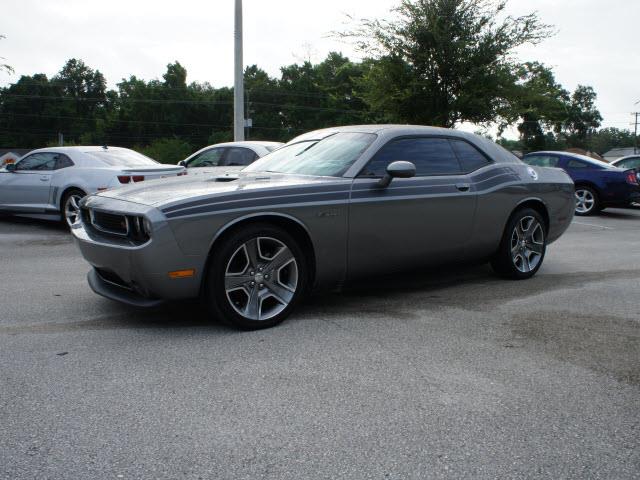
xmin=187 ymin=148 xmax=224 ymax=168
xmin=54 ymin=154 xmax=74 ymax=170
xmin=361 ymin=138 xmax=462 ymax=177
xmin=619 ymin=158 xmax=640 ymax=169
xmin=224 ymin=147 xmax=258 ymax=166
xmin=524 ymin=155 xmax=560 ymax=168
xmin=566 ymin=159 xmax=589 ymax=169
xmin=15 ymin=153 xmax=58 ymax=171
xmin=450 ymin=139 xmax=491 ymax=172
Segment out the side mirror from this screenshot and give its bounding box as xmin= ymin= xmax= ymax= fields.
xmin=378 ymin=161 xmax=416 ymax=187
xmin=5 ymin=163 xmax=16 ymax=172
xmin=178 ymin=160 xmax=187 ymax=167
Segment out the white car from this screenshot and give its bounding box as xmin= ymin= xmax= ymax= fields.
xmin=178 ymin=141 xmax=283 ymax=175
xmin=611 ymin=155 xmax=640 ymax=171
xmin=0 ymin=146 xmax=185 ymax=227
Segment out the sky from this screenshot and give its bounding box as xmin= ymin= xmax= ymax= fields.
xmin=1 ymin=0 xmax=638 ymax=139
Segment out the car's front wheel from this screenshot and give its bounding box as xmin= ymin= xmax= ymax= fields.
xmin=61 ymin=189 xmax=85 ymax=228
xmin=206 ymin=223 xmax=308 ymax=330
xmin=491 ymin=208 xmax=547 ymax=280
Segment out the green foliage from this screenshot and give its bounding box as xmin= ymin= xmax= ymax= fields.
xmin=588 ymin=128 xmax=637 ymax=155
xmin=0 ymin=35 xmax=13 ymax=75
xmin=135 ymin=137 xmax=193 ymax=164
xmin=338 ymin=0 xmax=553 ymax=127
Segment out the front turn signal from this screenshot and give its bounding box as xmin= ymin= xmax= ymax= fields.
xmin=168 ymin=269 xmax=196 ymax=279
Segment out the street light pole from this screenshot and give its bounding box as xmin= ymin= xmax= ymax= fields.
xmin=234 ymin=0 xmax=245 ymax=141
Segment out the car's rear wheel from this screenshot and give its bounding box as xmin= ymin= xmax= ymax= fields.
xmin=206 ymin=223 xmax=308 ymax=330
xmin=61 ymin=189 xmax=85 ymax=228
xmin=491 ymin=208 xmax=546 ymax=280
xmin=574 ymin=186 xmax=600 ymax=216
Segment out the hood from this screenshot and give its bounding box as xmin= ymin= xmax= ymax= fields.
xmin=95 ymin=171 xmax=350 ymax=209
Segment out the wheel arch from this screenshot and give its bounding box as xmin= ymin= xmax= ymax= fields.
xmin=202 ymin=212 xmax=317 ymax=294
xmin=573 ymin=180 xmax=601 ymax=197
xmin=513 ymin=198 xmax=550 ymax=233
xmin=59 ymin=185 xmax=88 ymax=211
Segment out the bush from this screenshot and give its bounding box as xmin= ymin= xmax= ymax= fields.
xmin=135 ymin=138 xmax=194 ymax=164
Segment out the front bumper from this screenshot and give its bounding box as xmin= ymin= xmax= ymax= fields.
xmin=71 ymin=196 xmax=207 ymax=306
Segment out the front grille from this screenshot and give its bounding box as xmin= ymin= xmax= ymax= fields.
xmin=91 ymin=210 xmax=129 ymax=236
xmin=81 ymin=207 xmax=150 ymax=245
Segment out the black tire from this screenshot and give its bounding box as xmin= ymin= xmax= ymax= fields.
xmin=205 ymin=223 xmax=308 ymax=330
xmin=574 ymin=185 xmax=600 ymax=216
xmin=491 ymin=208 xmax=547 ymax=280
xmin=61 ymin=188 xmax=85 ymax=228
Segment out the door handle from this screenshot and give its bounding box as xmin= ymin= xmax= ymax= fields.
xmin=40 ymin=176 xmax=49 ymax=181
xmin=455 ymin=183 xmax=470 ymax=192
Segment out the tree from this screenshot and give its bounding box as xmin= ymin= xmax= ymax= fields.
xmin=562 ymin=85 xmax=602 ymax=149
xmin=587 ymin=128 xmax=637 ymax=155
xmin=506 ymin=62 xmax=569 ymax=152
xmin=338 ymin=0 xmax=553 ymax=127
xmin=0 ymin=35 xmax=13 ymax=75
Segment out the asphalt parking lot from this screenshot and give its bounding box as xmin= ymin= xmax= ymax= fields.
xmin=1 ymin=209 xmax=639 ymax=479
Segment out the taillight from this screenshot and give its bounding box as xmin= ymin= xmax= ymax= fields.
xmin=117 ymin=176 xmax=131 ymax=184
xmin=177 ymin=172 xmax=187 ymax=176
xmin=132 ymin=175 xmax=145 ymax=182
xmin=625 ymin=171 xmax=639 ymax=185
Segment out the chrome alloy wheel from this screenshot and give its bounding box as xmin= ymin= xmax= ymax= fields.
xmin=575 ymin=189 xmax=595 ymax=214
xmin=64 ymin=194 xmax=83 ymax=227
xmin=510 ymin=216 xmax=544 ymax=273
xmin=224 ymin=236 xmax=299 ymax=321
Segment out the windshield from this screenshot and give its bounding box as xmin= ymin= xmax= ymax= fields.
xmin=243 ymin=133 xmax=377 ymax=177
xmin=86 ymin=149 xmax=159 ymax=167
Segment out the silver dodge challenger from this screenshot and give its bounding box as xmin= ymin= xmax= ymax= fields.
xmin=72 ymin=125 xmax=575 ymax=329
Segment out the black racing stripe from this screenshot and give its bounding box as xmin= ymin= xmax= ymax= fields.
xmin=165 ymin=191 xmax=350 ymax=219
xmin=351 ymin=184 xmax=458 ymax=199
xmin=162 ymin=184 xmax=351 ymax=213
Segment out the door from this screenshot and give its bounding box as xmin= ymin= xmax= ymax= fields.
xmin=0 ymin=152 xmax=57 ymax=211
xmin=348 ymin=137 xmax=477 ymax=278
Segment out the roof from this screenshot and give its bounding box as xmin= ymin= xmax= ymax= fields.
xmin=603 ymin=147 xmax=638 ymax=159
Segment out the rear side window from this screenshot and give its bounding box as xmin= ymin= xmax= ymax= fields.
xmin=55 ymin=154 xmax=74 ymax=170
xmin=524 ymin=155 xmax=560 ymax=168
xmin=566 ymin=159 xmax=590 ymax=169
xmin=362 ymin=137 xmax=462 ymax=177
xmin=223 ymin=147 xmax=258 ymax=166
xmin=450 ymin=140 xmax=491 ymax=172
xmin=86 ymin=149 xmax=158 ymax=167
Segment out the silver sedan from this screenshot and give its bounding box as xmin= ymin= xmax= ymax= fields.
xmin=0 ymin=146 xmax=185 ymax=227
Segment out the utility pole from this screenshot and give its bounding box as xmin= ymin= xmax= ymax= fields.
xmin=233 ymin=0 xmax=245 ymax=141
xmin=58 ymin=132 xmax=64 ymax=147
xmin=633 ymin=111 xmax=639 ymax=155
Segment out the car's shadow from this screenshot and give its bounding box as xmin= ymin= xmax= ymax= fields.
xmin=0 ymin=215 xmax=68 ymax=233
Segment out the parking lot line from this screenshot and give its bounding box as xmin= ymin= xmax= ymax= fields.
xmin=573 ymin=221 xmax=614 ymax=230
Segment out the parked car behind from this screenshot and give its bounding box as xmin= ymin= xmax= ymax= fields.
xmin=178 ymin=141 xmax=283 ymax=174
xmin=0 ymin=146 xmax=185 ymax=227
xmin=72 ymin=125 xmax=574 ymax=330
xmin=522 ymin=151 xmax=640 ymax=215
xmin=611 ymin=155 xmax=640 ymax=172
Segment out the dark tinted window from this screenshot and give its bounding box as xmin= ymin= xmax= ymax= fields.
xmin=524 ymin=155 xmax=560 ymax=167
xmin=566 ymin=159 xmax=590 ymax=169
xmin=450 ymin=139 xmax=490 ymax=172
xmin=55 ymin=154 xmax=74 ymax=170
xmin=362 ymin=138 xmax=462 ymax=177
xmin=187 ymin=148 xmax=224 ymax=168
xmin=16 ymin=153 xmax=58 ymax=171
xmin=223 ymin=147 xmax=258 ymax=166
